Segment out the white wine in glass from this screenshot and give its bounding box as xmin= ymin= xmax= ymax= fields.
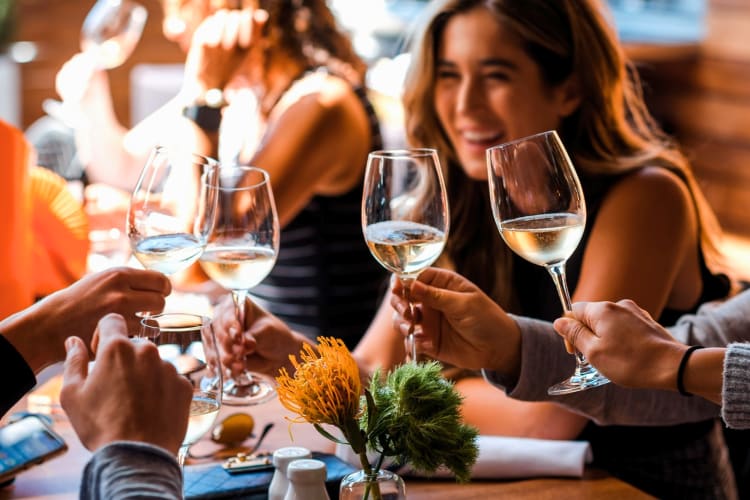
xmin=362 ymin=149 xmax=449 ymax=363
xmin=81 ymin=0 xmax=148 ymax=69
xmin=486 ymin=130 xmax=609 ymax=395
xmin=127 ymin=146 xmax=219 ymax=277
xmin=141 ymin=313 xmax=222 ymax=467
xmin=198 ymin=165 xmax=280 ymax=406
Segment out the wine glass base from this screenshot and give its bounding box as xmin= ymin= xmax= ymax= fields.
xmin=222 ymin=372 xmax=277 ymax=406
xmin=547 ymin=369 xmax=610 ymax=396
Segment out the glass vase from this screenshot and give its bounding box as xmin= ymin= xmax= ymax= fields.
xmin=339 ymin=469 xmax=406 ymax=500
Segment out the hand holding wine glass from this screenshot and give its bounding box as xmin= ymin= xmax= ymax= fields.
xmin=51 ymin=0 xmax=147 ymax=120
xmin=198 ymin=164 xmax=280 ymax=406
xmin=486 ymin=130 xmax=609 ymax=395
xmin=140 ymin=313 xmax=222 ymax=467
xmin=362 ymin=149 xmax=449 ymax=363
xmin=81 ymin=0 xmax=148 ymax=70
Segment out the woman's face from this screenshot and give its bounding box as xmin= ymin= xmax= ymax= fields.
xmin=433 ymin=6 xmax=578 ymax=180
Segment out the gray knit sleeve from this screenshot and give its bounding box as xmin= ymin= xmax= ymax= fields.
xmin=80 ymin=441 xmax=183 ymax=500
xmin=483 ymin=314 xmax=720 ymax=426
xmin=721 ymin=343 xmax=750 ymax=429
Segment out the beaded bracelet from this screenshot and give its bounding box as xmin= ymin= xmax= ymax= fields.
xmin=677 ymin=345 xmax=704 ymax=397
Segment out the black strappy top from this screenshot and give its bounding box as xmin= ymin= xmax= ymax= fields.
xmin=249 ymin=84 xmax=388 ymax=350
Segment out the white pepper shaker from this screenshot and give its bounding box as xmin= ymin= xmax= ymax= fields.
xmin=269 ymin=446 xmax=312 ymax=500
xmin=283 ymin=458 xmax=330 ymax=500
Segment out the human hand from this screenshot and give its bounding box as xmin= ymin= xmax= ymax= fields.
xmin=15 ymin=267 xmax=170 ymax=373
xmin=212 ymin=294 xmax=305 ymax=377
xmin=183 ymin=7 xmax=268 ymax=98
xmin=60 ymin=314 xmax=192 ymax=454
xmin=55 ymin=52 xmax=112 ymax=113
xmin=553 ymin=299 xmax=687 ymax=390
xmin=390 ymin=267 xmax=520 ymax=374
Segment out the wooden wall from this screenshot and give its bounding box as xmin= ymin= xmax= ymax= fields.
xmin=16 ymin=0 xmax=183 ymax=129
xmin=638 ymin=0 xmax=750 ymax=236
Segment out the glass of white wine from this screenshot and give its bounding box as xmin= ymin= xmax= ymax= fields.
xmin=141 ymin=313 xmax=222 ymax=467
xmin=362 ymin=149 xmax=449 ymax=363
xmin=81 ymin=0 xmax=148 ymax=70
xmin=486 ymin=130 xmax=609 ymax=395
xmin=127 ymin=146 xmax=219 ymax=278
xmin=198 ymin=164 xmax=280 ymax=406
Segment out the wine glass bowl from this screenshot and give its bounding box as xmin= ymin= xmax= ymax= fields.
xmin=486 ymin=130 xmax=609 ymax=395
xmin=362 ymin=148 xmax=449 ymax=362
xmin=198 ymin=165 xmax=280 ymax=406
xmin=140 ymin=313 xmax=222 ymax=467
xmin=81 ymin=0 xmax=148 ymax=70
xmin=127 ymin=146 xmax=219 ymax=277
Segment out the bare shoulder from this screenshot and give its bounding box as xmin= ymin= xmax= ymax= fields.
xmin=609 ymin=165 xmax=692 ymax=207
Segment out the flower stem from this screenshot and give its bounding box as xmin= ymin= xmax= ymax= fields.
xmin=357 ymin=452 xmax=383 ymax=500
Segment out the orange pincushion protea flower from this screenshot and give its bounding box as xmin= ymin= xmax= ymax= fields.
xmin=277 ymin=337 xmax=362 ymax=429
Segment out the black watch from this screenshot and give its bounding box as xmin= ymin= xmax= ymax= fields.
xmin=182 ymin=104 xmax=222 ymax=132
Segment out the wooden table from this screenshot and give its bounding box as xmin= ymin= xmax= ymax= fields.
xmin=0 ymin=371 xmax=653 ymax=500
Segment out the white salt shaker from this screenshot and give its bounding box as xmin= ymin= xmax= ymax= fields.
xmin=284 ymin=458 xmax=330 ymax=500
xmin=269 ymin=446 xmax=312 ymax=500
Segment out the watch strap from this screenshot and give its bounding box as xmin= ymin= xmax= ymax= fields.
xmin=182 ymin=104 xmax=222 ymax=132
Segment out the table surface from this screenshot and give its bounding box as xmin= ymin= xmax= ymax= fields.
xmin=0 ymin=372 xmax=653 ymax=500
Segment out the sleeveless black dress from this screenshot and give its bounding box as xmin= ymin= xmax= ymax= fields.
xmin=513 ymin=171 xmax=736 ymax=499
xmin=250 ymin=85 xmax=388 ymax=350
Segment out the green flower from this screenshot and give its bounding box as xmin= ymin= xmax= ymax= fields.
xmin=365 ymin=361 xmax=479 ymax=482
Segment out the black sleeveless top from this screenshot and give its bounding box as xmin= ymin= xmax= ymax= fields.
xmin=513 ymin=171 xmax=734 ymax=499
xmin=250 ymin=85 xmax=388 ymax=350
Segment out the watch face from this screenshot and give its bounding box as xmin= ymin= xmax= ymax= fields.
xmin=204 ymin=88 xmax=226 ymax=108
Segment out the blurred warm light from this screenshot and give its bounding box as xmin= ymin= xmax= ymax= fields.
xmin=9 ymin=41 xmax=37 ymax=63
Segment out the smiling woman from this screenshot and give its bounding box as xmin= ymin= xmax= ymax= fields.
xmin=357 ymin=0 xmax=736 ymax=498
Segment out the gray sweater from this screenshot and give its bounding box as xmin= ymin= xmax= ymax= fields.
xmin=484 ymin=289 xmax=750 ymax=429
xmin=80 ymin=442 xmax=182 ymax=499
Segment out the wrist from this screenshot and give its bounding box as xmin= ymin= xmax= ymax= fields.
xmin=681 ymin=347 xmax=725 ymax=402
xmin=181 ymin=88 xmax=228 ymax=133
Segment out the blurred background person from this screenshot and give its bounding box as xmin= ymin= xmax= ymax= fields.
xmin=54 ymin=0 xmax=388 ymax=347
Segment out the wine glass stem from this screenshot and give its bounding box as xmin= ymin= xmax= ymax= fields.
xmin=400 ymin=276 xmax=418 ymax=364
xmin=230 ymin=289 xmax=257 ymax=386
xmin=178 ymin=444 xmax=189 ymax=470
xmin=546 ymin=263 xmax=589 ymax=368
xmin=232 ymin=289 xmax=248 ymax=329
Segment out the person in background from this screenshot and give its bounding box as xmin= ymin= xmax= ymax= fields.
xmin=55 ymin=0 xmax=387 ymax=347
xmin=215 ymin=0 xmax=738 ymax=497
xmin=0 ymin=267 xmax=170 ymax=415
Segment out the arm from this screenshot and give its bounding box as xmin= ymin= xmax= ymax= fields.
xmin=55 ymin=53 xmax=161 ymax=190
xmin=81 ymin=443 xmax=182 ymax=500
xmin=0 ymin=268 xmax=170 ymax=375
xmin=500 ymin=308 xmax=720 ymax=426
xmin=245 ymin=78 xmax=372 ymax=226
xmin=722 ymin=343 xmax=750 ymax=429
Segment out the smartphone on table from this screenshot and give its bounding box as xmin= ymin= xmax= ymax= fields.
xmin=0 ymin=414 xmax=67 ymax=484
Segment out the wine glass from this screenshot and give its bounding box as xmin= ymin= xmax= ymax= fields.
xmin=362 ymin=148 xmax=449 ymax=363
xmin=140 ymin=313 xmax=222 ymax=467
xmin=198 ymin=164 xmax=280 ymax=406
xmin=486 ymin=130 xmax=610 ymax=395
xmin=127 ymin=146 xmax=219 ymax=277
xmin=81 ymin=0 xmax=148 ymax=70
xmin=45 ymin=1 xmax=147 ymax=126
